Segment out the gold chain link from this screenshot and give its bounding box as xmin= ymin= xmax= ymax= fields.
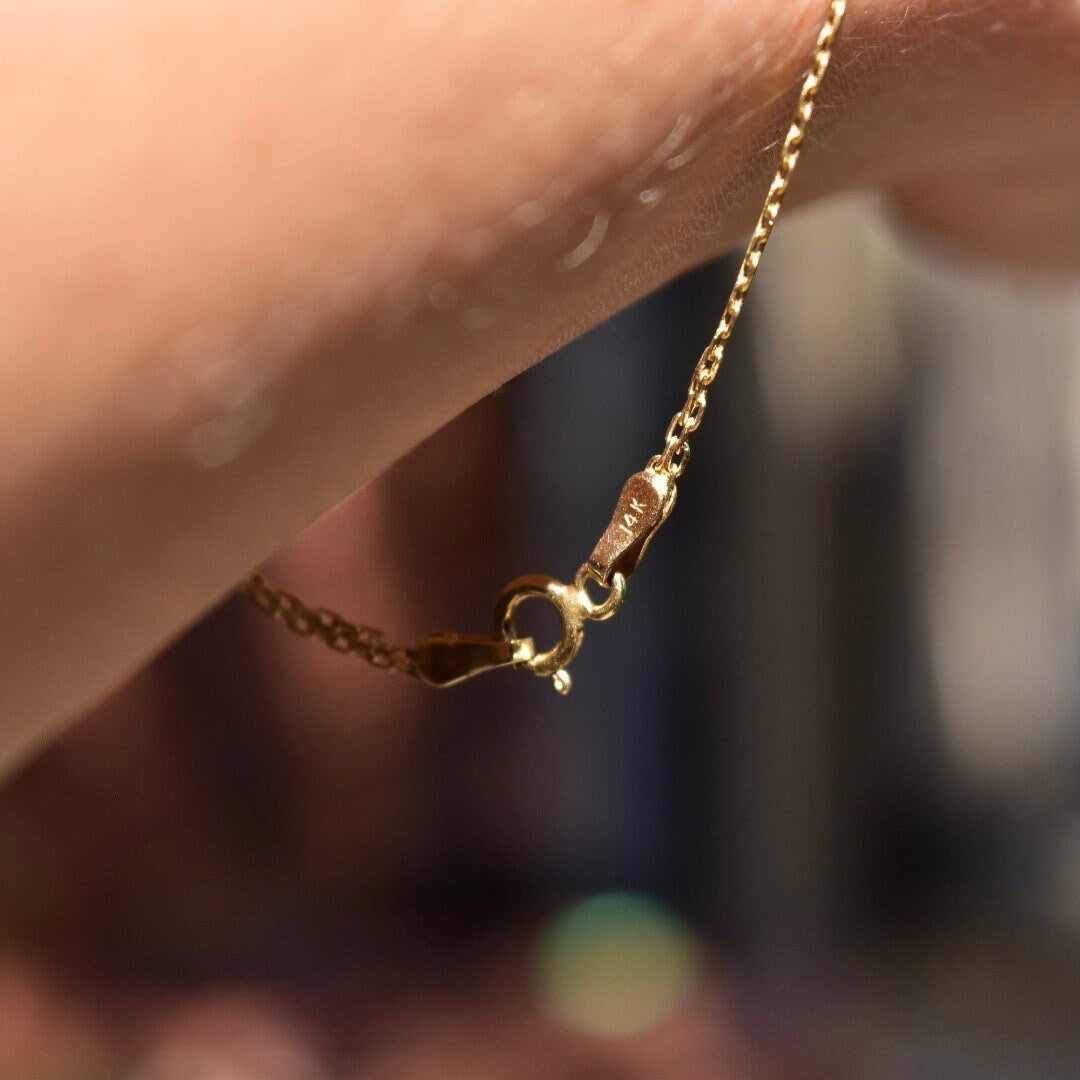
xmin=242 ymin=0 xmax=846 ymax=683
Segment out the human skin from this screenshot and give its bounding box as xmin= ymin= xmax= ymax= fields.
xmin=0 ymin=0 xmax=1076 ymax=771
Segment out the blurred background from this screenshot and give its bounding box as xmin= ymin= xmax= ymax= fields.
xmin=2 ymin=195 xmax=1080 ymax=1078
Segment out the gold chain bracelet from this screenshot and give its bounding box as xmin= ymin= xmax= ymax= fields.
xmin=243 ymin=0 xmax=847 ymax=695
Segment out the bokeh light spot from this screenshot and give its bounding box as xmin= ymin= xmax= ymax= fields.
xmin=534 ymin=891 xmax=701 ymax=1037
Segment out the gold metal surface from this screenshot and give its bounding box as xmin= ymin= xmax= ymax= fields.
xmin=492 ymin=568 xmax=628 ymax=693
xmin=242 ymin=0 xmax=847 ymax=693
xmin=412 ymin=633 xmax=535 ymax=688
xmin=587 ymin=468 xmax=676 ymax=586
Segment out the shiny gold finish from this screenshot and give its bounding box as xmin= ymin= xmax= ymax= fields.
xmin=492 ymin=567 xmax=628 ymax=693
xmin=243 ymin=1 xmax=847 ymax=692
xmin=651 ymin=0 xmax=847 ymax=479
xmin=412 ymin=633 xmax=535 ymax=688
xmin=587 ymin=468 xmax=676 ymax=586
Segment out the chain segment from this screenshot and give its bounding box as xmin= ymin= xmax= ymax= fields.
xmin=243 ymin=574 xmax=417 ymax=675
xmin=242 ymin=1 xmax=846 ymax=688
xmin=650 ymin=0 xmax=846 ymax=478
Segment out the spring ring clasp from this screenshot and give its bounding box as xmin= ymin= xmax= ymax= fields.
xmin=492 ymin=566 xmax=627 ymax=694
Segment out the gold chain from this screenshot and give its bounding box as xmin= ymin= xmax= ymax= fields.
xmin=244 ymin=573 xmax=417 ymax=675
xmin=242 ymin=0 xmax=846 ymax=693
xmin=651 ymin=0 xmax=846 ymax=478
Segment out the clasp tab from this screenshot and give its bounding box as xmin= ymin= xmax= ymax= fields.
xmin=412 ymin=633 xmax=534 ymax=688
xmin=587 ymin=469 xmax=676 ymax=585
